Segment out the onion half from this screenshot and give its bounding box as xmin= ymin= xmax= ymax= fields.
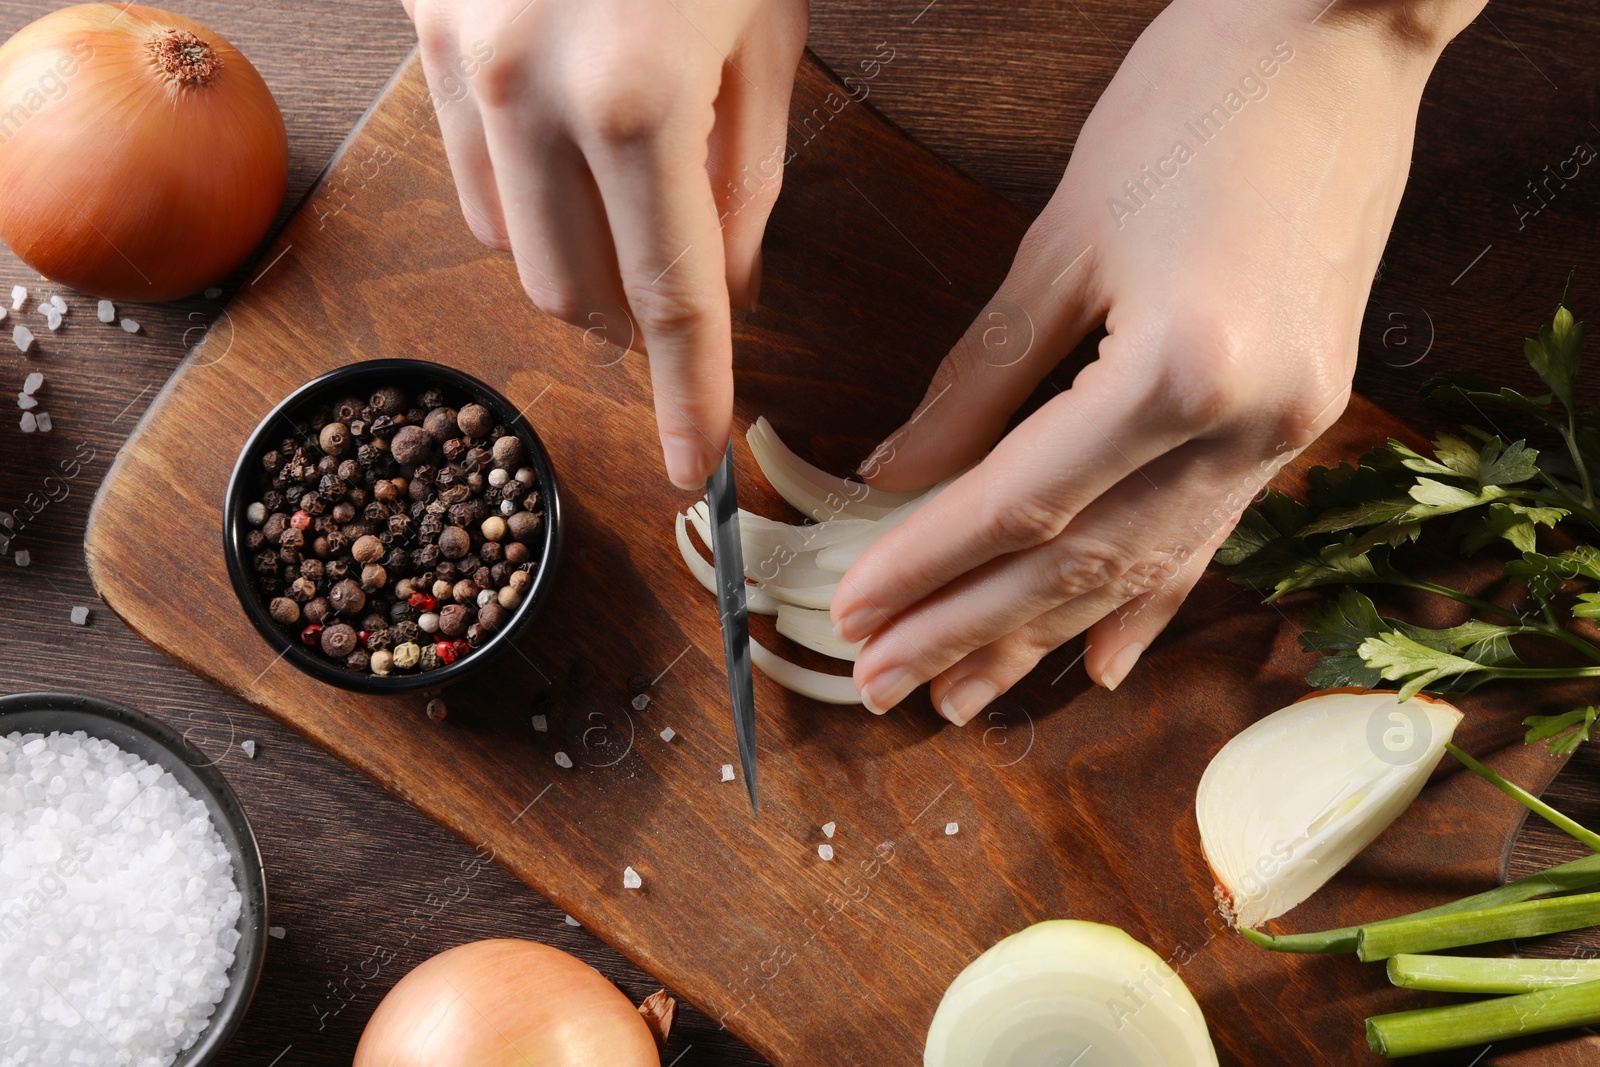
xmin=924 ymin=920 xmax=1219 ymax=1067
xmin=1196 ymin=689 xmax=1463 ymax=929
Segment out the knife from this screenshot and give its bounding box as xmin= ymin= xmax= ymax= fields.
xmin=707 ymin=441 xmax=759 ymax=814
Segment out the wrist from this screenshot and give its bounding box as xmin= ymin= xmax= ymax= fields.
xmin=1292 ymin=0 xmax=1487 ymax=59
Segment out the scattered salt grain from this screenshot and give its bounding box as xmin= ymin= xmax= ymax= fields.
xmin=204 ymin=287 xmax=222 ymax=299
xmin=822 ymin=821 xmax=836 ymax=838
xmin=120 ymin=317 xmax=140 ymax=333
xmin=11 ymin=284 xmax=25 ymax=309
xmin=96 ymin=298 xmax=115 ymax=323
xmin=0 ymin=729 xmax=241 ymax=1067
xmin=622 ymin=866 xmax=642 ymax=889
xmin=19 ymin=411 xmax=35 ymax=432
xmin=0 ymin=305 xmax=7 ymax=321
xmin=50 ymin=294 xmax=65 ymax=313
xmin=13 ymin=324 xmax=33 ymax=352
xmin=16 ymin=392 xmax=35 ymax=410
xmin=554 ymin=751 xmax=573 ymax=769
xmin=632 ymin=693 xmax=650 ymax=711
xmin=945 ymin=821 xmax=960 ymax=836
xmin=241 ymin=740 xmax=256 ymax=759
xmin=22 ymin=370 xmax=42 ymax=394
xmin=720 ymin=763 xmax=735 ymax=782
xmin=44 ymin=310 xmax=61 ymax=331
xmin=659 ymin=726 xmax=675 ymax=742
xmin=531 ymin=714 xmax=548 ymax=732
xmin=35 ymin=301 xmax=50 ymax=317
xmin=818 ymin=844 xmax=835 ymax=861
xmin=268 ymin=925 xmax=286 ymax=939
xmin=14 ymin=549 xmax=29 ymax=566
xmin=68 ymin=606 xmax=89 ymax=625
xmin=35 ymin=412 xmax=51 ymax=432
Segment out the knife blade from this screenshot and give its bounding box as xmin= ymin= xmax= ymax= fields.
xmin=707 ymin=441 xmax=759 ymax=813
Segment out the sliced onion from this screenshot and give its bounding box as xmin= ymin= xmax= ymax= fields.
xmin=814 ymin=478 xmax=952 ymax=573
xmin=924 ymin=920 xmax=1219 ymax=1067
xmin=747 ymin=417 xmax=922 ymax=521
xmin=776 ymin=605 xmax=865 ymax=661
xmin=750 ymin=637 xmax=862 ymax=705
xmin=1196 ymin=689 xmax=1463 ymax=929
xmin=674 ymin=511 xmax=780 ymax=616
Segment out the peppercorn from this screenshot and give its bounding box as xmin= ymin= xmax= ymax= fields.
xmin=394 ymin=578 xmax=416 ymax=601
xmin=425 ymin=696 xmax=447 ymax=721
xmin=367 ymin=629 xmax=394 ymax=652
xmin=351 ymin=534 xmax=384 ymax=564
xmin=246 ymin=530 xmax=267 ymax=553
xmin=497 ymin=585 xmax=521 ymax=610
xmin=481 ymin=516 xmax=508 ymax=542
xmin=438 ymin=526 xmax=471 ymax=559
xmin=369 ymin=385 xmax=407 ymax=416
xmin=359 ymin=612 xmax=388 ymax=633
xmin=478 ymin=601 xmax=509 ymax=633
xmin=345 ymin=649 xmax=370 ymax=672
xmin=435 ymin=641 xmax=459 ymax=666
xmin=465 ymin=446 xmax=493 ymax=472
xmin=504 ymin=541 xmax=530 ymax=565
xmin=432 ymin=579 xmax=453 ymax=601
xmin=446 ymin=501 xmax=475 ymax=528
xmin=413 ymin=544 xmax=440 ymax=570
xmin=388 ymin=514 xmax=413 ymax=541
xmin=300 ymin=624 xmax=323 ymax=646
xmin=262 ymin=513 xmax=288 ymax=543
xmin=373 ymin=478 xmax=401 ymax=504
xmin=438 ymin=603 xmax=470 ymax=637
xmin=392 ymin=641 xmax=421 ymax=669
xmin=389 ymin=600 xmax=417 ymax=624
xmin=418 ymin=611 xmax=440 ymax=634
xmin=331 ymin=501 xmax=356 ymax=524
xmin=507 ymin=511 xmax=541 ymax=542
xmin=329 ymin=579 xmax=366 ymax=616
xmin=304 ymin=597 xmax=332 ymax=625
xmin=423 ymin=407 xmax=457 ymax=441
xmin=419 ymin=642 xmax=441 ymax=671
xmin=452 ymin=578 xmax=480 ymax=605
xmin=392 ymin=620 xmax=421 ymax=645
xmin=472 ymin=566 xmax=492 ymax=588
xmin=287 ymin=575 xmax=316 ymax=602
xmin=321 ymin=623 xmax=358 ymax=657
xmin=262 ymin=449 xmax=283 ymax=472
xmin=457 ymin=403 xmax=493 ymax=438
xmin=370 ymin=649 xmax=395 ymax=676
xmin=333 ymin=396 xmax=364 ymax=423
xmin=319 ymin=422 xmax=352 ymax=456
xmin=465 ymin=623 xmax=483 ymax=648
xmin=479 ymin=541 xmax=503 ymax=565
xmin=441 ymin=438 xmax=468 ymax=464
xmin=361 ymin=563 xmax=387 ymax=592
xmin=300 ymin=559 xmax=325 ymax=584
xmin=491 ymin=435 xmax=523 ymax=469
xmin=270 ymin=597 xmax=301 ymax=624
xmin=385 ymin=545 xmax=412 ymax=573
xmin=508 ymin=570 xmax=532 ymax=594
xmin=390 ymin=425 xmax=433 ymax=466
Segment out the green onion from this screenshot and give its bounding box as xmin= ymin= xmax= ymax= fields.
xmin=1241 ymin=852 xmax=1600 ymax=954
xmin=1447 ymin=742 xmax=1600 ymax=853
xmin=1366 ymin=977 xmax=1600 ymax=1057
xmin=1356 ymin=891 xmax=1600 ymax=961
xmin=1387 ymin=953 xmax=1600 ymax=993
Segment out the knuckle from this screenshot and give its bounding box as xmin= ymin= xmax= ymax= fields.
xmin=1145 ymin=314 xmax=1251 ymax=430
xmin=566 ymin=66 xmax=676 ymax=144
xmin=1037 ymin=535 xmax=1129 ymax=600
xmin=520 ymin=279 xmax=583 ymax=326
xmin=985 ymin=495 xmax=1066 ymax=552
xmin=625 ymin=281 xmax=716 ymax=336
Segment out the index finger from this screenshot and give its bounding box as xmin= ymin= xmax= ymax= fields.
xmin=581 ymin=113 xmax=734 ymax=489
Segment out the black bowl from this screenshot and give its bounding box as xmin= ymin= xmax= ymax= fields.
xmin=0 ymin=692 xmax=267 ymax=1067
xmin=223 ymin=359 xmax=562 ymax=693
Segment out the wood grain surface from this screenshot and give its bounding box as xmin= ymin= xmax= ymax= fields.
xmin=0 ymin=1 xmax=1592 ymax=1065
xmin=80 ymin=27 xmax=1600 ymax=1067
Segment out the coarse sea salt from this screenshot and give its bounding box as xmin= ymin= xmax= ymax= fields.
xmin=631 ymin=693 xmax=650 ymax=711
xmin=0 ymin=729 xmax=241 ymax=1067
xmin=11 ymin=284 xmax=25 ymax=310
xmin=68 ymin=606 xmax=89 ymax=625
xmin=18 ymin=411 xmax=35 ymax=432
xmin=531 ymin=714 xmax=547 ymax=732
xmin=13 ymin=324 xmax=32 ymax=353
xmin=21 ymin=371 xmax=42 ymax=394
xmin=818 ymin=844 xmax=835 ymax=861
xmin=720 ymin=763 xmax=735 ymax=782
xmin=658 ymin=726 xmax=675 ymax=743
xmin=554 ymin=751 xmax=573 ymax=769
xmin=622 ymin=866 xmax=642 ymax=890
xmin=120 ymin=318 xmax=140 ymax=334
xmin=96 ymin=299 xmax=115 ymax=323
xmin=16 ymin=392 xmax=35 ymax=410
xmin=945 ymin=821 xmax=960 ymax=836
xmin=821 ymin=821 xmax=836 ymax=839
xmin=34 ymin=412 xmax=51 ymax=433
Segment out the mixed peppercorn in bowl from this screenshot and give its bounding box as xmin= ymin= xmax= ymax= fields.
xmin=224 ymin=360 xmax=561 ymax=692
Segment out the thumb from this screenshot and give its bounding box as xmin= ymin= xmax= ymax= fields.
xmin=861 ymin=235 xmax=1101 ymax=492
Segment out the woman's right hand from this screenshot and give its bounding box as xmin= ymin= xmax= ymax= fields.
xmin=404 ymin=0 xmax=809 ymax=489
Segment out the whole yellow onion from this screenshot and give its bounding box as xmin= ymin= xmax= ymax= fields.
xmin=0 ymin=4 xmax=287 ymax=300
xmin=354 ymin=939 xmax=663 ymax=1067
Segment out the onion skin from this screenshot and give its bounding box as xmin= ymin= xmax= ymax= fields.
xmin=354 ymin=939 xmax=659 ymax=1067
xmin=0 ymin=4 xmax=288 ymax=300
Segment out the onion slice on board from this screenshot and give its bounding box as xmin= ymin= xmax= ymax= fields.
xmin=1196 ymin=689 xmax=1463 ymax=930
xmin=924 ymin=920 xmax=1219 ymax=1067
xmin=747 ymin=417 xmax=923 ymax=520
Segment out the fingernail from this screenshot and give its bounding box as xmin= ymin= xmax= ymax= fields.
xmin=833 ymin=606 xmax=878 ymax=643
xmin=861 ymin=667 xmax=914 ymax=715
xmin=939 ymin=677 xmax=998 ymax=726
xmin=1101 ymin=643 xmax=1145 ymax=692
xmin=662 ymin=436 xmax=708 ymax=491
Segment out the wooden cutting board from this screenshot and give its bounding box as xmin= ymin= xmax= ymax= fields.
xmin=85 ymin=51 xmax=1599 ymax=1066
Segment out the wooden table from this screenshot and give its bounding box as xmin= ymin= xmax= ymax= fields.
xmin=1 ymin=2 xmax=1596 ymax=1065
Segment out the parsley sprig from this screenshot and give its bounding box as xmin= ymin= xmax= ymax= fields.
xmin=1220 ymin=274 xmax=1600 ymax=753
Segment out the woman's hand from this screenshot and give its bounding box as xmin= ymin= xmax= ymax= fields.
xmin=832 ymin=0 xmax=1486 ymax=721
xmin=403 ymin=0 xmax=808 ymax=489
